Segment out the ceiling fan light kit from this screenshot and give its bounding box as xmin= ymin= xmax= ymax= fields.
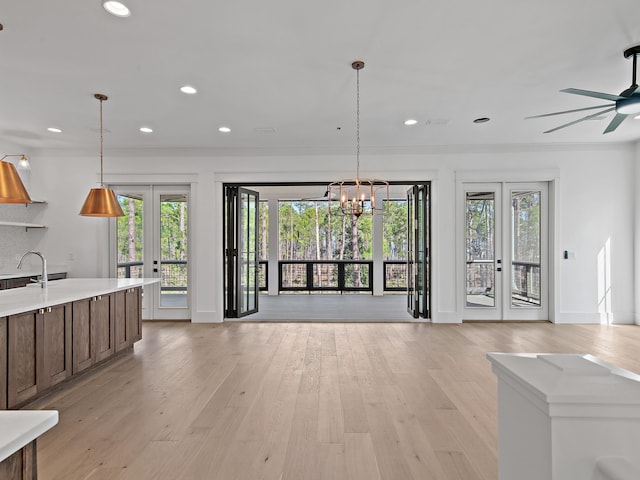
xmin=527 ymin=45 xmax=640 ymax=134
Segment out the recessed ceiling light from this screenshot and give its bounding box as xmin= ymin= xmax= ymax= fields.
xmin=139 ymin=127 xmax=153 ymax=133
xmin=47 ymin=127 xmax=63 ymax=133
xmin=180 ymin=85 xmax=197 ymax=95
xmin=404 ymin=119 xmax=418 ymax=126
xmin=473 ymin=117 xmax=490 ymax=124
xmin=218 ymin=126 xmax=231 ymax=133
xmin=102 ymin=1 xmax=131 ymax=17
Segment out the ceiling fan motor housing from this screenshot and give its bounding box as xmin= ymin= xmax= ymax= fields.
xmin=616 ymin=94 xmax=640 ymax=115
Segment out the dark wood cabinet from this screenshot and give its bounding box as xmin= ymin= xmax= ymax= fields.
xmin=73 ymin=294 xmax=116 ymax=372
xmin=0 ymin=442 xmax=36 ymax=480
xmin=7 ymin=310 xmax=41 ymax=408
xmin=7 ymin=277 xmax=30 ymax=289
xmin=115 ymin=288 xmax=142 ymax=352
xmin=41 ymin=303 xmax=72 ymax=390
xmin=0 ymin=317 xmax=6 ymax=410
xmin=2 ymin=286 xmax=142 ymax=409
xmin=72 ymin=299 xmax=94 ymax=374
xmin=114 ymin=290 xmax=128 ymax=352
xmin=127 ymin=287 xmax=142 ymax=344
xmin=7 ymin=303 xmax=72 ymax=408
xmin=94 ymin=294 xmax=115 ymax=363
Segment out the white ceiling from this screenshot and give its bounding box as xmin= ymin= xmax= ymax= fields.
xmin=2 ymin=0 xmax=640 ymax=154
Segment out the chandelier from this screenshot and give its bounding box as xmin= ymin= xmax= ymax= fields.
xmin=328 ymin=61 xmax=388 ymax=218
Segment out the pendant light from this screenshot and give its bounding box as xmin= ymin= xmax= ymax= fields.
xmin=0 ymin=155 xmax=32 ymax=204
xmin=328 ymin=61 xmax=388 ymax=218
xmin=80 ymin=94 xmax=124 ymax=217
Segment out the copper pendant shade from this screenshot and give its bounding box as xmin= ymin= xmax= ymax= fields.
xmin=0 ymin=155 xmax=32 ymax=204
xmin=79 ymin=187 xmax=123 ymax=217
xmin=80 ymin=94 xmax=124 ymax=217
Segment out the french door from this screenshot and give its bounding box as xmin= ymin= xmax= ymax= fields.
xmin=462 ymin=182 xmax=548 ymax=321
xmin=407 ymin=184 xmax=430 ymax=319
xmin=110 ymin=185 xmax=190 ymax=320
xmin=224 ymin=186 xmax=260 ymax=318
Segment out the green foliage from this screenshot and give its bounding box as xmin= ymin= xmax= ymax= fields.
xmin=116 ymin=196 xmax=143 ymax=264
xmin=116 ymin=195 xmax=188 ymax=289
xmin=277 ymin=201 xmax=374 ymax=260
xmin=383 ymin=200 xmax=408 ymax=260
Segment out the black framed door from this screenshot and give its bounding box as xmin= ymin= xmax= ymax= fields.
xmin=224 ymin=186 xmax=260 ymax=318
xmin=407 ymin=185 xmax=430 ymax=318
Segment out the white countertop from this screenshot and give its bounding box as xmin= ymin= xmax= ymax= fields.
xmin=0 ymin=410 xmax=58 ymax=462
xmin=0 ymin=278 xmax=159 ymax=317
xmin=487 ymin=352 xmax=640 ymax=411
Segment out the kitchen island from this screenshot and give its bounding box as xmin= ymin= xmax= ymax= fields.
xmin=0 ymin=410 xmax=58 ymax=479
xmin=0 ymin=278 xmax=158 ymax=409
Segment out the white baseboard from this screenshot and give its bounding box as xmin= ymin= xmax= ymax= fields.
xmin=553 ymin=312 xmax=602 ymax=324
xmin=433 ymin=311 xmax=462 ymax=323
xmin=191 ymin=310 xmax=223 ymax=323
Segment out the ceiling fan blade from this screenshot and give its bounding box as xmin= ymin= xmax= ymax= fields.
xmin=543 ymin=107 xmax=616 ymax=134
xmin=603 ymin=113 xmax=628 ymax=134
xmin=561 ymin=88 xmax=624 ymax=102
xmin=525 ymin=104 xmax=613 ymax=119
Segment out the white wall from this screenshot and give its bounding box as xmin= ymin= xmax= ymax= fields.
xmin=14 ymin=142 xmax=636 ymax=323
xmin=636 ymin=141 xmax=640 ymax=325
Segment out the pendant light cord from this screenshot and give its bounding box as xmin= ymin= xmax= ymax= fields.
xmin=99 ymin=97 xmax=104 ymax=187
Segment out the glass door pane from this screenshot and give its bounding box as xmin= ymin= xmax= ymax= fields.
xmin=116 ymin=193 xmax=144 ymax=279
xmin=158 ymin=193 xmax=188 ymax=308
xmin=417 ymin=186 xmax=425 ymax=316
xmin=505 ymin=183 xmax=548 ymax=320
xmin=237 ymin=188 xmax=259 ymax=317
xmin=407 ymin=187 xmax=417 ymax=317
xmin=511 ymin=191 xmax=541 ymax=308
xmin=465 ymin=191 xmax=498 ymax=309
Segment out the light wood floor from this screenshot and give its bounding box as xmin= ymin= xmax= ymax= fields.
xmin=27 ymin=321 xmax=640 ymax=480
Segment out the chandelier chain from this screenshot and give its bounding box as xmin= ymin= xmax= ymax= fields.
xmin=356 ymin=66 xmax=360 ymax=181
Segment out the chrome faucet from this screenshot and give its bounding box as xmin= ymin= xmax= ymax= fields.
xmin=17 ymin=251 xmax=48 ymax=289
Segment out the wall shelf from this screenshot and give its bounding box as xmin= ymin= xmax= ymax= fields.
xmin=0 ymin=221 xmax=47 ymax=230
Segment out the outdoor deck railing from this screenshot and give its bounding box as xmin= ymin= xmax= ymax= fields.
xmin=279 ymin=260 xmax=374 ymax=293
xmin=120 ymin=259 xmax=407 ymax=294
xmin=466 ymin=259 xmax=540 ymax=305
xmin=117 ymin=260 xmax=188 ymax=293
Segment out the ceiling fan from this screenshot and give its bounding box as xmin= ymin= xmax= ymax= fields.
xmin=526 ymin=45 xmax=640 ymax=134
xmin=300 ymin=189 xmax=336 ymax=201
